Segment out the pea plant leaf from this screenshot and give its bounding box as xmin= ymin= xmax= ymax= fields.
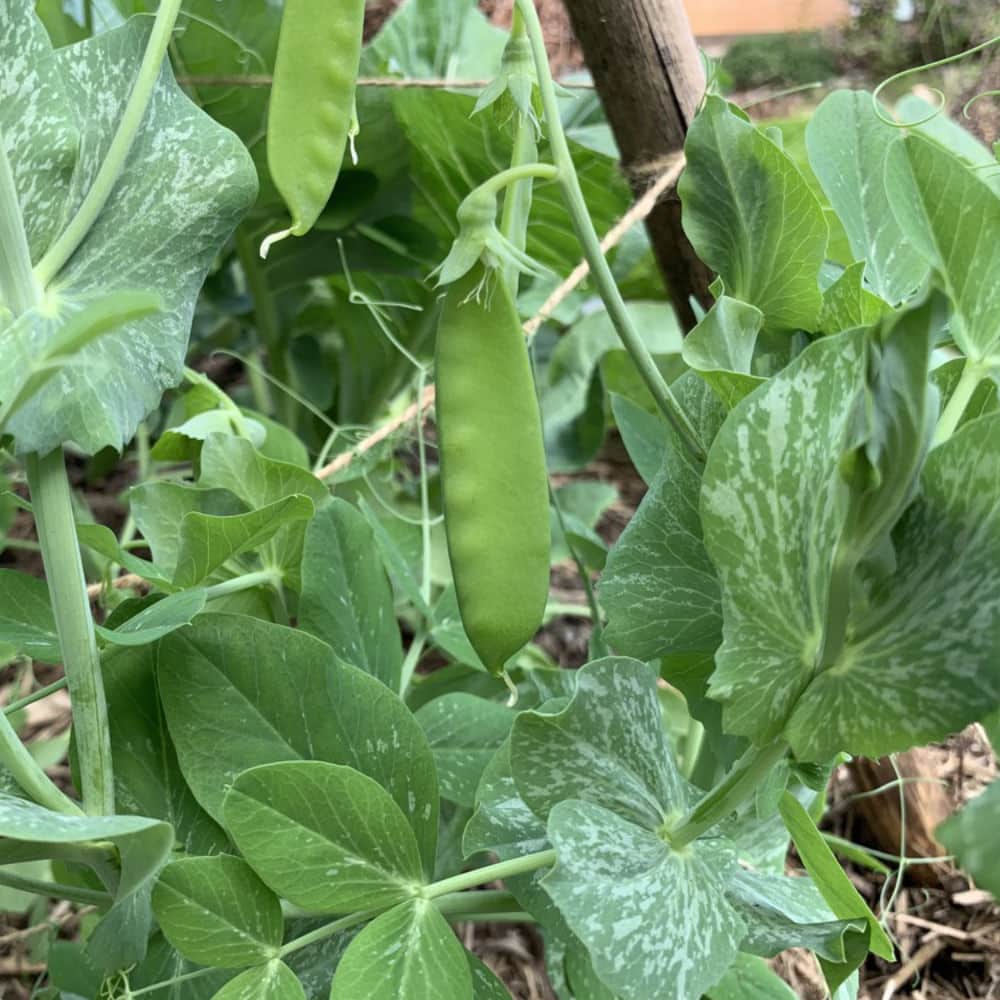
xmin=223 ymin=761 xmax=424 ymax=913
xmin=329 ymin=898 xmax=473 ymax=1000
xmin=817 ymin=262 xmax=890 ymax=335
xmin=511 ymin=659 xmax=745 ymax=1000
xmin=681 ymin=296 xmax=766 ymax=408
xmin=95 ymin=588 xmax=208 ymax=647
xmin=299 ymin=499 xmax=403 ymax=692
xmin=701 ymin=330 xmax=868 ymax=743
xmin=785 ymin=412 xmax=1000 ymax=759
xmin=0 ymin=9 xmax=257 ymax=455
xmin=171 ymin=494 xmax=316 ymax=590
xmin=414 ymin=694 xmax=515 ymax=808
xmin=211 ymin=960 xmax=306 ymax=1000
xmin=0 ymin=569 xmax=60 ymax=663
xmin=805 ymin=90 xmax=928 ymax=304
xmin=778 ymin=793 xmax=893 ymax=972
xmin=542 ymin=799 xmax=744 ymax=1000
xmin=600 ymin=375 xmax=727 ymax=662
xmin=101 ymin=645 xmax=227 ymax=856
xmin=151 ymin=855 xmax=283 ymax=968
xmin=937 ymin=780 xmax=1000 ymax=898
xmin=679 ymin=95 xmax=828 ymax=332
xmin=0 ymin=793 xmax=173 ymax=968
xmin=196 ymin=434 xmax=329 ymax=590
xmin=129 ymin=933 xmax=234 ymax=1000
xmin=886 ymin=134 xmax=1000 ymax=363
xmin=706 ymin=953 xmax=796 ymax=1000
xmin=726 ymin=868 xmax=868 ymax=965
xmin=158 ymin=614 xmax=439 ymax=875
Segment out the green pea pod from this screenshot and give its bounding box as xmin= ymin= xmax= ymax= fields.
xmin=263 ymin=0 xmax=365 ymax=253
xmin=436 ymin=265 xmax=551 ymax=676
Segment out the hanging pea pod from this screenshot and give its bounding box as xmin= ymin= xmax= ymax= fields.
xmin=261 ymin=0 xmax=365 ymax=256
xmin=435 ymin=264 xmax=551 ymax=678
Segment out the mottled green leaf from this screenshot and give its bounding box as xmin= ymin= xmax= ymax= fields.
xmin=886 ymin=135 xmax=1000 ymax=362
xmin=786 ymin=412 xmax=1000 ymax=758
xmin=415 ymin=694 xmax=514 ymax=808
xmin=543 ymin=799 xmax=744 ymax=1000
xmin=0 ymin=12 xmax=257 ymax=454
xmin=511 ymin=658 xmax=690 ymax=828
xmin=224 ymin=761 xmax=424 ymax=913
xmin=152 ymin=855 xmax=282 ymax=967
xmin=806 ymin=91 xmax=927 ymax=304
xmin=329 ymin=899 xmax=472 ymax=1000
xmin=702 ymin=330 xmax=868 ymax=742
xmin=727 ymin=868 xmax=867 ymax=963
xmin=680 ymin=96 xmax=827 ymax=332
xmin=299 ymin=499 xmax=403 ymax=691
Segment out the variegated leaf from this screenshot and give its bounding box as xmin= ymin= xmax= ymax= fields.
xmin=0 ymin=9 xmax=257 ymax=454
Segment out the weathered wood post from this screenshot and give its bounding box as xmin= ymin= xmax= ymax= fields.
xmin=560 ymin=0 xmax=712 ymax=328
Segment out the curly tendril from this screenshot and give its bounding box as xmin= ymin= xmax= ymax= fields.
xmin=871 ymin=34 xmax=999 ymax=128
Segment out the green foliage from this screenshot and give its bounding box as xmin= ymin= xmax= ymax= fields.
xmin=722 ymin=32 xmax=838 ymax=91
xmin=2 ymin=2 xmax=999 ymax=998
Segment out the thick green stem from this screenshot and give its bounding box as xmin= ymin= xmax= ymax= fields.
xmin=0 ymin=867 xmax=108 ymax=905
xmin=933 ymin=357 xmax=986 ymax=447
xmin=433 ymin=889 xmax=530 ymax=922
xmin=514 ymin=0 xmax=705 ymax=463
xmin=35 ymin=0 xmax=184 ymax=286
xmin=671 ymin=741 xmax=788 ymax=848
xmin=422 ymin=849 xmax=557 ymax=900
xmin=0 ymin=709 xmax=82 ymax=815
xmin=26 ymin=450 xmax=114 ymax=816
xmin=0 ymin=139 xmax=40 ymax=314
xmin=203 ymin=569 xmax=281 ymax=602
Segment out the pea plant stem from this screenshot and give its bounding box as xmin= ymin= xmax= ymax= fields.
xmin=26 ymin=449 xmax=115 ymax=816
xmin=35 ymin=0 xmax=186 ymax=287
xmin=478 ymin=163 xmax=559 ymax=200
xmin=3 ymin=678 xmax=69 ymax=717
xmin=498 ymin=8 xmax=538 ymax=296
xmin=422 ymin=848 xmax=557 ymax=899
xmin=0 ymin=707 xmax=82 ymax=815
xmin=671 ymin=740 xmax=788 ymax=848
xmin=933 ymin=357 xmax=987 ymax=446
xmin=0 ymin=868 xmax=108 ymax=905
xmin=0 ymin=138 xmax=40 ymax=314
xmin=202 ymin=569 xmax=282 ymax=601
xmin=514 ymin=0 xmax=705 ymax=464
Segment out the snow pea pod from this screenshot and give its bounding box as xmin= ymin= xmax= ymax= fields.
xmin=435 ymin=265 xmax=551 ymax=676
xmin=265 ymin=0 xmax=364 ymax=246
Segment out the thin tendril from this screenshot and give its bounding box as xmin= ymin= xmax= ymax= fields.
xmin=872 ymin=35 xmax=1000 ymax=128
xmin=963 ymin=89 xmax=1000 ymax=118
